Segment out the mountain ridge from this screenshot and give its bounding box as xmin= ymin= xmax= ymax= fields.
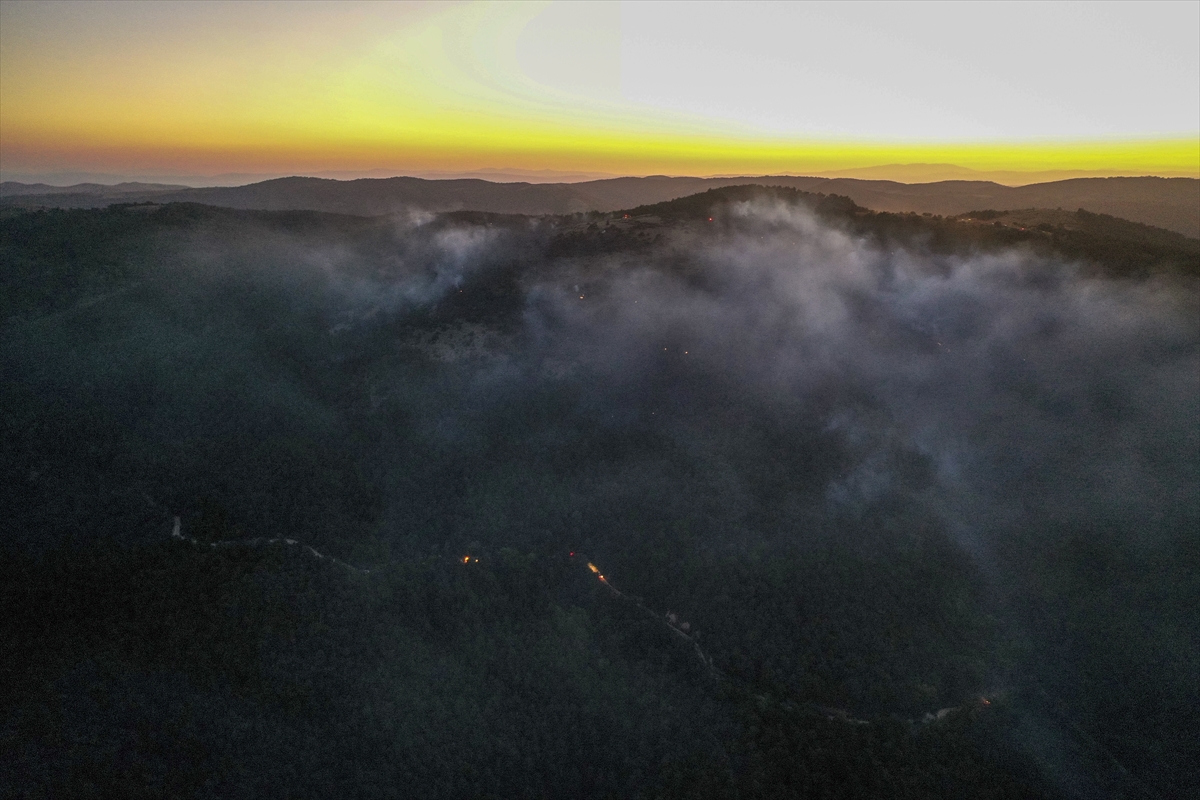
xmin=3 ymin=174 xmax=1196 ymax=238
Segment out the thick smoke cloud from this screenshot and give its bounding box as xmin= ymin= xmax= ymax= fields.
xmin=353 ymin=199 xmax=1196 ymax=795
xmin=288 ymin=197 xmax=1196 ymax=585
xmin=394 ymin=199 xmax=1197 ymax=559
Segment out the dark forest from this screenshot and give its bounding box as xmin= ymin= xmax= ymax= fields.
xmin=3 ymin=187 xmax=1196 ymax=798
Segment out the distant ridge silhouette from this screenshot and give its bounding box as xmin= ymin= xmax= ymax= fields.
xmin=4 ymin=174 xmax=1197 ymax=237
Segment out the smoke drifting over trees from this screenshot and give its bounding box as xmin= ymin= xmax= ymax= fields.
xmin=3 ymin=191 xmax=1196 ymax=797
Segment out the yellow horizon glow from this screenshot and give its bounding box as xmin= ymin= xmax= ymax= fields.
xmin=2 ymin=1 xmax=1197 ymax=182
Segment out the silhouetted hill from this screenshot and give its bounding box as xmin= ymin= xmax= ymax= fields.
xmin=2 ymin=174 xmax=1196 ymax=237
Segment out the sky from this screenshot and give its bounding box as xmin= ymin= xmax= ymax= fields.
xmin=1 ymin=0 xmax=1197 ymax=185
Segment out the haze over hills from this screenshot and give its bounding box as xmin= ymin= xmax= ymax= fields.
xmin=3 ymin=174 xmax=1196 ymax=238
xmin=811 ymin=163 xmax=1200 ymax=184
xmin=10 ymin=163 xmax=1195 ymax=188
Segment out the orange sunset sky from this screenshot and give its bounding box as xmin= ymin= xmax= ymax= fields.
xmin=1 ymin=0 xmax=1197 ymax=186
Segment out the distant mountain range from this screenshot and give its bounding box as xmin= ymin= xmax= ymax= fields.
xmin=0 ymin=181 xmax=190 ymax=197
xmin=3 ymin=174 xmax=1197 ymax=238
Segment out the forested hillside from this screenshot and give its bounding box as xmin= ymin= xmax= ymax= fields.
xmin=3 ymin=190 xmax=1195 ymax=798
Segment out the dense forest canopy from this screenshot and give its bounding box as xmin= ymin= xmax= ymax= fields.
xmin=3 ymin=188 xmax=1196 ymax=798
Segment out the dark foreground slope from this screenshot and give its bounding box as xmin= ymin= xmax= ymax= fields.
xmin=3 ymin=191 xmax=1196 ymax=798
xmin=4 ymin=174 xmax=1197 ymax=237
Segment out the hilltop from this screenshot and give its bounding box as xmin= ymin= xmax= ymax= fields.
xmin=602 ymin=185 xmax=1200 ymax=278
